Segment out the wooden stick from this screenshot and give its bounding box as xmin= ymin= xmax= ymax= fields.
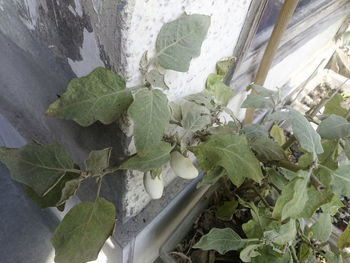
xmin=244 ymin=0 xmax=300 ymax=125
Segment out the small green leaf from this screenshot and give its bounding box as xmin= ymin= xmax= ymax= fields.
xmin=216 ymin=57 xmax=235 ymax=75
xmin=206 ymin=73 xmax=234 ymax=106
xmin=317 ymin=115 xmax=350 ymax=139
xmin=46 ymin=67 xmax=132 ymax=126
xmin=273 ymin=170 xmax=310 ymax=221
xmin=241 ymin=93 xmax=274 ymax=109
xmin=193 ymin=228 xmax=247 ymax=254
xmin=25 ymin=172 xmax=80 ymax=210
xmin=310 ymin=212 xmax=332 ymax=242
xmin=0 ymin=141 xmax=76 ymax=196
xmin=216 ymin=200 xmax=238 ymax=218
xmin=181 ymin=102 xmax=211 ymax=132
xmin=264 ymin=219 xmax=296 ymax=246
xmin=192 ymin=134 xmax=263 ymax=186
xmin=240 ymin=244 xmax=261 ymax=262
xmin=85 ymin=148 xmax=112 ymax=175
xmin=242 ymin=124 xmax=269 ymax=140
xmin=155 ymin=14 xmax=210 ymax=72
xmin=145 ymin=69 xmax=169 ymax=90
xmin=270 ymin=124 xmax=286 ymax=146
xmin=249 ymin=136 xmax=285 ymax=161
xmin=184 ymin=90 xmax=213 ymax=109
xmin=51 ymin=198 xmax=116 ymax=263
xmin=330 ymin=165 xmax=350 ymax=197
xmin=324 ymin=93 xmax=348 ymax=117
xmin=128 ymin=89 xmax=170 ymax=155
xmin=120 ymin=142 xmax=172 ymax=172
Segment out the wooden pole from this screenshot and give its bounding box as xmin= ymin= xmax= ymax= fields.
xmin=244 ymin=0 xmax=300 ymax=125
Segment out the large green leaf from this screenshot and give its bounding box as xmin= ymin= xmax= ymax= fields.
xmin=191 ymin=134 xmax=263 ymax=186
xmin=317 ymin=115 xmax=350 ymax=139
xmin=298 ymin=188 xmax=334 ymax=218
xmin=0 ymin=141 xmax=76 ymax=196
xmin=330 ymin=165 xmax=350 ymax=197
xmin=155 ymin=14 xmax=210 ymax=72
xmin=46 ymin=67 xmax=132 ymax=126
xmin=85 ymin=148 xmax=112 ymax=176
xmin=51 ymin=198 xmax=116 ymax=263
xmin=25 ymin=172 xmax=80 ymax=210
xmin=273 ymin=170 xmax=310 ymax=221
xmin=120 ymin=142 xmax=172 ymax=172
xmin=181 ymin=102 xmax=211 ymax=132
xmin=249 ymin=136 xmax=285 ymax=161
xmin=193 ymin=228 xmax=247 ymax=254
xmin=128 ymin=89 xmax=170 ymax=155
xmin=206 ymin=73 xmax=233 ymax=106
xmin=324 ymin=93 xmax=347 ymax=117
xmin=310 ymin=212 xmax=332 ymax=242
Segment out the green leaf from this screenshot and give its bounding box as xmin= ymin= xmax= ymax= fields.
xmin=339 ymin=223 xmax=350 ymax=249
xmin=322 ymin=194 xmax=343 ymax=216
xmin=85 ymin=148 xmax=112 ymax=175
xmin=207 ymin=122 xmax=240 ymax=135
xmin=317 ymin=115 xmax=350 ymax=139
xmin=25 ymin=172 xmax=80 ymax=210
xmin=242 ymin=124 xmax=269 ymax=140
xmin=216 ymin=200 xmax=238 ymax=218
xmin=310 ymin=212 xmax=332 ymax=242
xmin=46 ymin=67 xmax=132 ymax=126
xmin=325 ymin=251 xmax=343 ymax=263
xmin=267 ymin=168 xmax=288 ymax=191
xmin=240 ymin=244 xmax=261 ymax=262
xmin=273 ymin=170 xmax=310 ymax=221
xmin=299 ymin=243 xmax=312 ymax=262
xmin=216 ymin=57 xmax=235 ymax=75
xmin=51 ymin=198 xmax=115 ymax=263
xmin=344 ymin=138 xmax=350 ymax=160
xmin=270 ymin=109 xmax=323 ymax=157
xmin=191 ymin=134 xmax=263 ymax=186
xmin=145 ymin=69 xmax=169 ymax=90
xmin=181 ymin=102 xmax=211 ymax=132
xmin=270 ymin=124 xmax=286 ymax=146
xmin=306 ymin=255 xmax=318 ymax=263
xmin=250 ymin=136 xmax=285 ymax=161
xmin=128 ymin=89 xmax=170 ymax=155
xmin=120 ymin=142 xmax=172 ymax=172
xmin=241 ymin=93 xmax=274 ymax=109
xmin=193 ymin=228 xmax=247 ymax=254
xmin=264 ymin=219 xmax=296 ymax=246
xmin=0 ymin=141 xmax=76 ymax=196
xmin=155 ymin=14 xmax=210 ymax=72
xmin=247 ymin=84 xmax=276 ymax=97
xmin=330 ymin=165 xmax=350 ymax=197
xmin=196 ymin=167 xmax=224 ymax=188
xmin=251 ymin=246 xmax=292 ymax=263
xmin=298 ymin=188 xmax=334 ymax=218
xmin=324 ymin=93 xmax=348 ymax=117
xmin=184 ymin=90 xmax=213 ymax=109
xmin=168 ymin=101 xmax=182 ymax=122
xmin=206 ymin=73 xmax=234 ymax=106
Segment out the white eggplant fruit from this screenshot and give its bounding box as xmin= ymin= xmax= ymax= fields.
xmin=143 ymin=172 xmax=164 ymax=199
xmin=170 ymin=151 xmax=199 ymax=179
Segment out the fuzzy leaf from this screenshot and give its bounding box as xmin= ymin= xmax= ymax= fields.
xmin=322 ymin=194 xmax=344 ymax=216
xmin=85 ymin=148 xmax=112 ymax=175
xmin=242 ymin=124 xmax=269 ymax=140
xmin=251 ymin=247 xmax=292 ymax=263
xmin=264 ymin=219 xmax=296 ymax=246
xmin=317 ymin=115 xmax=350 ymax=139
xmin=240 ymin=244 xmax=261 ymax=262
xmin=299 ymin=188 xmax=334 ymax=218
xmin=273 ymin=170 xmax=310 ymax=221
xmin=310 ymin=212 xmax=332 ymax=242
xmin=241 ymin=93 xmax=274 ymax=109
xmin=250 ymin=136 xmax=285 ymax=161
xmin=128 ymin=89 xmax=170 ymax=155
xmin=46 ymin=67 xmax=132 ymax=126
xmin=206 ymin=73 xmax=234 ymax=106
xmin=181 ymin=102 xmax=211 ymax=132
xmin=0 ymin=141 xmax=76 ymax=196
xmin=184 ymin=90 xmax=213 ymax=109
xmin=168 ymin=101 xmax=182 ymax=122
xmin=193 ymin=228 xmax=247 ymax=254
xmin=192 ymin=134 xmax=263 ymax=186
xmin=197 ymin=167 xmax=224 ymax=188
xmin=145 ymin=69 xmax=169 ymax=90
xmin=155 ymin=14 xmax=210 ymax=72
xmin=330 ymin=165 xmax=350 ymax=197
xmin=120 ymin=142 xmax=172 ymax=172
xmin=51 ymin=198 xmax=116 ymax=263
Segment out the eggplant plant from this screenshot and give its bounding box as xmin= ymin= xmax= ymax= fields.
xmin=1 ymin=11 xmax=350 ymax=263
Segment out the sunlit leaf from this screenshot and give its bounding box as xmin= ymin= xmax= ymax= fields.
xmin=46 ymin=67 xmax=132 ymax=126
xmin=323 ymin=93 xmax=347 ymax=117
xmin=206 ymin=73 xmax=233 ymax=106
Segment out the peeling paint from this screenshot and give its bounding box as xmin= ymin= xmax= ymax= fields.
xmin=68 ymin=29 xmax=104 ymax=77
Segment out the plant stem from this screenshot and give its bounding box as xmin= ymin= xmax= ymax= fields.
xmin=290 ymin=246 xmax=300 ymax=263
xmin=95 ymin=176 xmax=103 ymax=201
xmin=244 ymin=0 xmax=300 ymax=125
xmin=67 ymin=168 xmax=83 ymax=174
